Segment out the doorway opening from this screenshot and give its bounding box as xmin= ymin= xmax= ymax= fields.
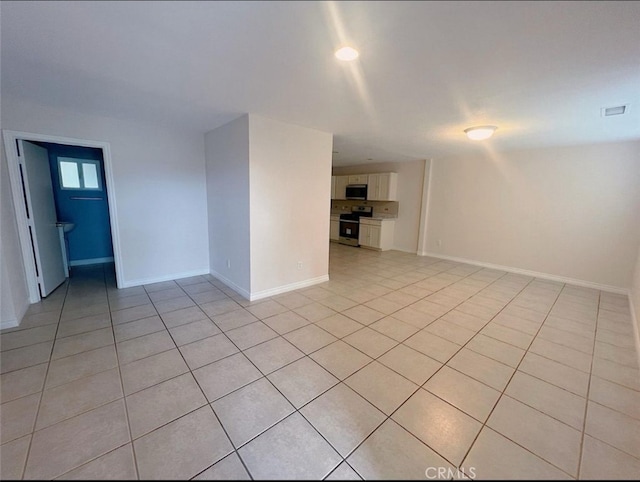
xmin=33 ymin=141 xmax=114 ymax=274
xmin=3 ymin=130 xmax=123 ymax=303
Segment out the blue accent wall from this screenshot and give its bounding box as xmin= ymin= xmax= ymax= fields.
xmin=38 ymin=142 xmax=113 ymax=263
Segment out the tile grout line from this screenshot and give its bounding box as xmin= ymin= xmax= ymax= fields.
xmin=5 ymin=269 xmax=231 ymax=475
xmin=18 ymin=277 xmax=70 ymax=480
xmin=458 ymin=281 xmax=580 ymax=479
xmin=194 ymin=323 xmax=344 ymax=479
xmin=6 ymin=255 xmax=635 ymax=479
xmin=213 ymin=258 xmax=555 ymax=477
xmin=20 ymin=266 xmax=132 ymax=479
xmin=575 ymin=290 xmax=601 ymax=479
xmin=156 ymin=280 xmax=257 ymax=481
xmin=52 ymin=265 xmax=135 ymax=479
xmin=173 ymin=276 xmax=417 ymax=478
xmin=105 ymin=264 xmax=140 ymax=481
xmin=308 ymin=265 xmax=529 ymax=476
xmin=324 ymin=252 xmax=640 ymax=470
xmin=353 ymin=271 xmax=537 ymax=473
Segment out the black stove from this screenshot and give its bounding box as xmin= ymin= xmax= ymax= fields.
xmin=339 ymin=206 xmax=373 ymax=246
xmin=339 ymin=205 xmax=374 ymax=221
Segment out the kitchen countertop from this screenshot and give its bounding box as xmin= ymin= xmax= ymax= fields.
xmin=330 ymin=212 xmax=397 ymax=220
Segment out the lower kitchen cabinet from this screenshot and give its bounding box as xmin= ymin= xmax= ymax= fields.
xmin=359 ymin=218 xmax=394 ymax=251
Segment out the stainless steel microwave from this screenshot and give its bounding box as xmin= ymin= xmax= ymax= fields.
xmin=345 ymin=184 xmax=367 ymax=200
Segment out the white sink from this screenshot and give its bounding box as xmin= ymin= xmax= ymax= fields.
xmin=56 ymin=222 xmax=75 ymax=233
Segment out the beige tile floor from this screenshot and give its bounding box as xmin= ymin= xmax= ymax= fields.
xmin=1 ymin=243 xmax=640 ymax=479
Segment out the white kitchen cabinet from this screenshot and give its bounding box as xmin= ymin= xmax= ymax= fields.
xmin=359 ymin=222 xmax=380 ymax=248
xmin=330 ymin=216 xmax=340 ymax=241
xmin=333 ymin=172 xmax=396 ymax=200
xmin=348 ymin=174 xmax=368 ymax=185
xmin=334 ymin=175 xmax=349 ymax=199
xmin=368 ymin=172 xmax=398 ymax=201
xmin=359 ymin=218 xmax=395 ymax=251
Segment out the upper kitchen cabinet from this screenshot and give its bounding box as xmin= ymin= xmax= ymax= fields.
xmin=368 ymin=173 xmax=398 ymax=201
xmin=331 ymin=172 xmax=397 ymax=200
xmin=348 ymin=174 xmax=369 ymax=185
xmin=333 ymin=175 xmax=350 ymax=200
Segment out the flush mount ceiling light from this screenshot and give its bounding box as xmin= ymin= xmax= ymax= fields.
xmin=335 ymin=46 xmax=359 ymax=61
xmin=464 ymin=125 xmax=498 ymax=141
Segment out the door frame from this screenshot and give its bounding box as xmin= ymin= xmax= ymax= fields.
xmin=3 ymin=129 xmax=124 ymax=302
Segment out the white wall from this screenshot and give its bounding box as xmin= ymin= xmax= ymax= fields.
xmin=249 ymin=114 xmax=333 ymax=296
xmin=426 ymin=141 xmax=640 ymax=289
xmin=205 ymin=115 xmax=251 ymax=296
xmin=1 ymin=97 xmax=209 ymax=289
xmin=1 ymin=137 xmax=29 ymax=328
xmin=333 ymin=159 xmax=426 ymax=253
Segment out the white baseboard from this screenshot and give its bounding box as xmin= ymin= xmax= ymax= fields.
xmin=249 ymin=275 xmax=330 ymax=301
xmin=628 ymin=297 xmax=640 ymax=372
xmin=0 ymin=299 xmax=29 ymax=330
xmin=208 ymin=271 xmax=330 ymax=302
xmin=120 ymin=268 xmax=210 ymax=289
xmin=208 ymin=269 xmax=251 ymax=300
xmin=391 ymin=246 xmax=419 ymax=255
xmin=70 ymin=257 xmax=114 ymax=267
xmin=421 ymin=252 xmax=628 ymax=295
xmin=0 ymin=318 xmax=20 ymax=330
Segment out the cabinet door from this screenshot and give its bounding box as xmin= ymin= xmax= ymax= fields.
xmin=379 ymin=173 xmax=398 ymax=201
xmin=348 ymin=174 xmax=368 ymax=184
xmin=377 ymin=173 xmax=389 ymax=201
xmin=335 ymin=176 xmax=349 ymax=199
xmin=358 ymin=224 xmax=369 ymax=246
xmin=368 ymin=173 xmax=380 ymax=200
xmin=369 ymin=225 xmax=381 ymax=248
xmin=330 ymin=219 xmax=340 ymax=240
xmin=331 ymin=176 xmax=336 ymax=200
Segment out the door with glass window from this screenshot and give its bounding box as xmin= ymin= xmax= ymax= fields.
xmin=52 ymin=150 xmax=114 ymax=267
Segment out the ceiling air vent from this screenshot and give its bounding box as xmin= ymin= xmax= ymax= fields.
xmin=601 ymin=105 xmax=627 ymax=117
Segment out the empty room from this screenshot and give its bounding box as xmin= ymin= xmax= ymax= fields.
xmin=1 ymin=1 xmax=639 ymax=480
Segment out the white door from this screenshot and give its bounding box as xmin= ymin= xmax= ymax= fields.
xmin=20 ymin=141 xmax=66 ymax=297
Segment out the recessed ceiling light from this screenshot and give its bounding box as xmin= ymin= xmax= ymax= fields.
xmin=335 ymin=46 xmax=359 ymax=61
xmin=464 ymin=125 xmax=498 ymax=141
xmin=601 ymin=105 xmax=627 ymax=117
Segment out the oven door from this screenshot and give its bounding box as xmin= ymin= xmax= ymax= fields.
xmin=339 ymin=219 xmax=359 ymax=246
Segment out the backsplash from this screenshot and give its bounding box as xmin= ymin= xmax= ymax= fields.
xmin=331 ymin=200 xmax=399 ymax=217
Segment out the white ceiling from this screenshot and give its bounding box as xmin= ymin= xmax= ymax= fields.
xmin=2 ymin=1 xmax=639 ymax=166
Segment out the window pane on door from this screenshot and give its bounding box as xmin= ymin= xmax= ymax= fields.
xmin=82 ymin=162 xmax=99 ymax=189
xmin=59 ymin=161 xmax=80 ymax=188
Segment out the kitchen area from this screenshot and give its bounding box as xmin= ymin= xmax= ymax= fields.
xmin=330 ymin=172 xmax=399 ymax=251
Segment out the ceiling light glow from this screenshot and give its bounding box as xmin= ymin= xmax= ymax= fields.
xmin=335 ymin=46 xmax=359 ymax=61
xmin=464 ymin=125 xmax=498 ymax=141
